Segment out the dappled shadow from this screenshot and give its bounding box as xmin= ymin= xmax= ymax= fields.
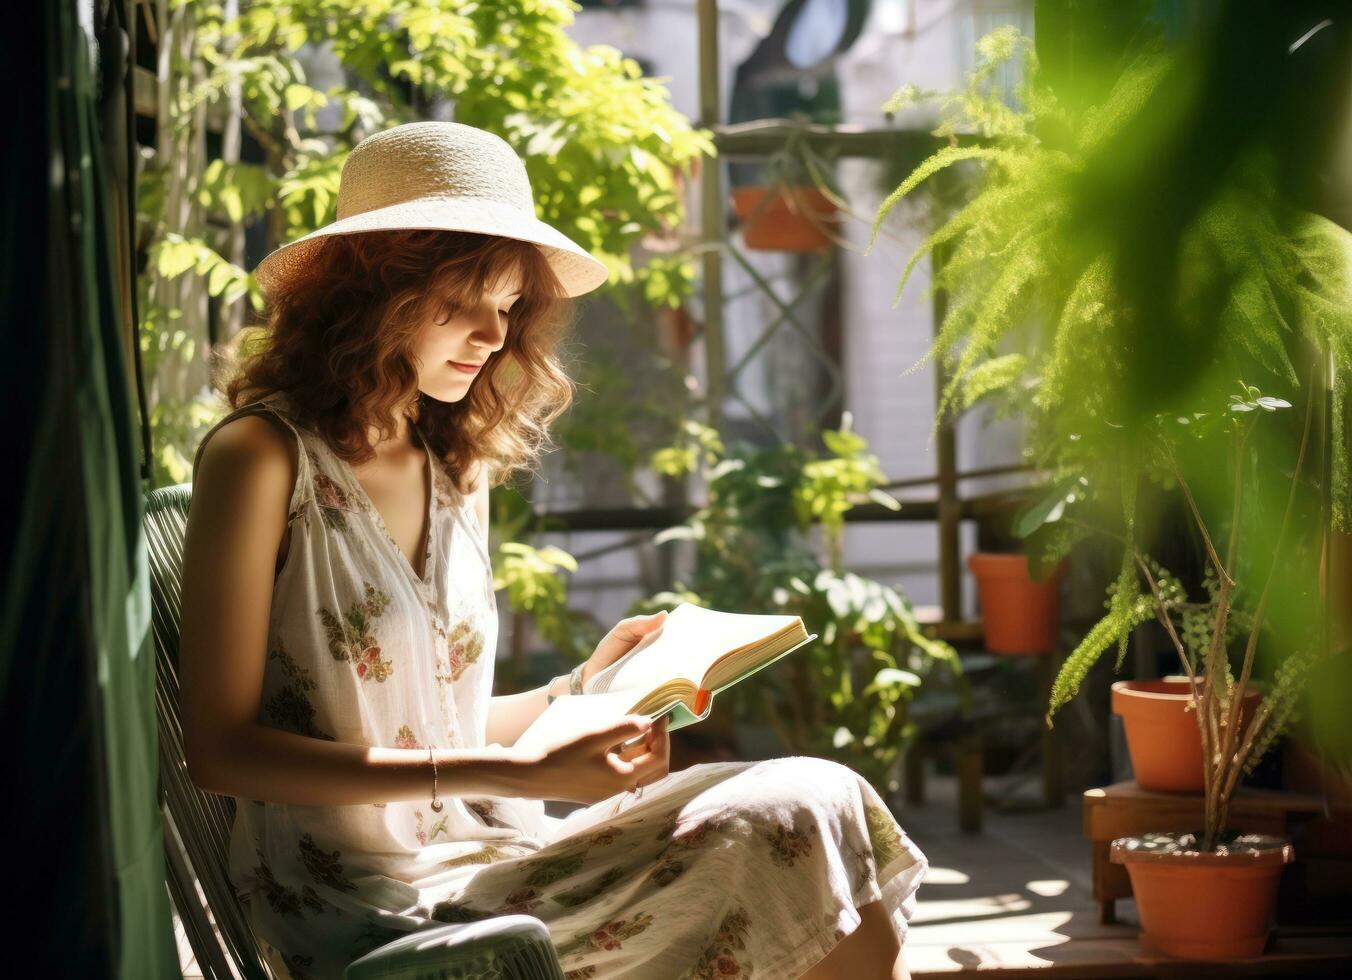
xmin=899 ymin=775 xmax=1141 ymax=974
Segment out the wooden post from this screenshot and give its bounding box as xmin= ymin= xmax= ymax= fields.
xmin=697 ymin=0 xmax=726 ymax=437
xmin=957 ymin=733 xmax=983 ymax=834
xmin=904 ymin=739 xmax=926 ymax=806
xmin=692 ymin=0 xmax=738 ymax=754
xmin=932 ymin=241 xmax=961 ymax=624
xmin=818 ymin=247 xmax=845 ymax=435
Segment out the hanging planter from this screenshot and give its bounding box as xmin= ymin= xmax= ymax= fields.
xmin=730 ymin=184 xmax=840 ymax=252
xmin=730 ymin=131 xmax=844 ymax=252
xmin=967 ymin=552 xmax=1065 ymax=655
xmin=1111 ymin=833 xmax=1293 ymax=959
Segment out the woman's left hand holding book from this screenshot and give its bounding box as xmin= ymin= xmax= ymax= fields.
xmin=581 ymin=610 xmax=668 ymax=690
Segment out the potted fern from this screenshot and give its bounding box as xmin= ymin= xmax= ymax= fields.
xmin=874 ymin=26 xmax=1352 ymax=957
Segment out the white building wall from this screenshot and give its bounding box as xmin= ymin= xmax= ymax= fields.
xmin=834 ymin=0 xmax=1033 ymax=616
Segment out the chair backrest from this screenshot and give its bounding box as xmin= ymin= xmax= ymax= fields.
xmin=145 ymin=483 xmax=270 ymax=980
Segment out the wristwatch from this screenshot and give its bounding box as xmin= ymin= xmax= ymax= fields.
xmin=545 ymin=672 xmax=569 ymax=705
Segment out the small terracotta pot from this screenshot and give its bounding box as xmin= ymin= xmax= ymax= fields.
xmin=967 ymin=553 xmax=1065 ymax=655
xmin=1111 ymin=834 xmax=1293 ymax=959
xmin=1112 ymin=679 xmax=1261 ymax=793
xmin=729 ymin=185 xmax=839 ymax=252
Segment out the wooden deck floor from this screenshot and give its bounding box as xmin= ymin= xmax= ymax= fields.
xmin=900 ymin=771 xmax=1352 ymax=977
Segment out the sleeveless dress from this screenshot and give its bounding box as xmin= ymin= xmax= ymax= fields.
xmin=191 ymin=392 xmax=928 ymax=980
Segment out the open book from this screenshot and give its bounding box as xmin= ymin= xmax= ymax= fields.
xmin=512 ymin=602 xmax=818 ymax=754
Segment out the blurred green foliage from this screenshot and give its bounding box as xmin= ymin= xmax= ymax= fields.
xmin=491 ymin=540 xmax=593 ymax=661
xmin=881 ymin=6 xmax=1352 ymax=825
xmin=138 ymin=0 xmax=712 ymax=485
xmin=875 ymin=28 xmax=1351 ymax=525
xmin=631 ymin=417 xmax=962 ymax=793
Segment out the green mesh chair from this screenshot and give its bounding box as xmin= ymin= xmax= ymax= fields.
xmin=146 ymin=483 xmax=565 ymax=980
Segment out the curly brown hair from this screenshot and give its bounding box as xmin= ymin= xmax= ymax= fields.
xmin=214 ymin=229 xmax=579 ymax=496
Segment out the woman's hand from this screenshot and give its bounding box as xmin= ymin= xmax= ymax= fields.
xmin=515 ymin=715 xmax=670 ymax=804
xmin=580 ymin=610 xmax=668 ymax=689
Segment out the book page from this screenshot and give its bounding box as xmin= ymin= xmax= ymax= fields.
xmin=706 ymin=631 xmax=818 ymax=694
xmin=588 ymin=602 xmax=803 ymax=697
xmin=512 ymin=690 xmax=647 ymax=755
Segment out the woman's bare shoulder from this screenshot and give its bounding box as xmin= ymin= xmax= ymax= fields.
xmin=193 ymin=412 xmax=298 ymax=511
xmin=202 ymin=412 xmax=294 ymax=458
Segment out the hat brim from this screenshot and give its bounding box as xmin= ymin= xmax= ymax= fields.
xmin=254 ymin=196 xmax=611 ymax=299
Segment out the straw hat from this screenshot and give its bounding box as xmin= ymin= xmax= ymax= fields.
xmin=254 ymin=121 xmax=611 ymax=299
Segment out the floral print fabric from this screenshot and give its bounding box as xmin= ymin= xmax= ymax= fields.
xmin=191 ymin=393 xmax=927 ymax=980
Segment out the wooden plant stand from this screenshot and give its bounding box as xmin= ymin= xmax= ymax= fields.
xmin=905 ymin=650 xmax=1065 ymax=834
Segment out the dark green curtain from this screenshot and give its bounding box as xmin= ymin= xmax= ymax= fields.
xmin=0 ymin=1 xmax=176 ymax=975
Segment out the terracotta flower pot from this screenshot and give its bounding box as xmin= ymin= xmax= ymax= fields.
xmin=1112 ymin=679 xmax=1261 ymax=793
xmin=966 ymin=553 xmax=1065 ymax=655
xmin=729 ymin=185 xmax=839 ymax=252
xmin=1111 ymin=833 xmax=1293 ymax=959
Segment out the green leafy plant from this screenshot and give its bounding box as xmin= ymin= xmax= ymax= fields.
xmin=793 ymin=413 xmax=901 ymax=570
xmin=458 ymin=480 xmax=626 ymax=693
xmin=138 ymin=0 xmax=714 ymax=485
xmin=762 ymin=125 xmax=845 ymax=200
xmin=491 ymin=541 xmax=594 ymax=662
xmin=1044 ymin=382 xmax=1325 ymax=849
xmin=637 ymin=420 xmax=961 ymax=792
xmin=872 ymin=27 xmax=1352 ymax=562
xmin=877 ymin=26 xmax=1352 ymax=843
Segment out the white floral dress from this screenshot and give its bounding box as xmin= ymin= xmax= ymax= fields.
xmin=192 ymin=392 xmax=928 ymax=980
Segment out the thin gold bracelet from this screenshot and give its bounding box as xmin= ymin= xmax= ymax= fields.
xmin=428 ymin=745 xmax=443 ymax=812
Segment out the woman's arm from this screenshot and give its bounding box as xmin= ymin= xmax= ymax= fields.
xmin=485 ymin=678 xmax=560 ymax=748
xmin=191 ymin=722 xmax=537 ymax=806
xmin=179 ymin=416 xmax=534 ymax=806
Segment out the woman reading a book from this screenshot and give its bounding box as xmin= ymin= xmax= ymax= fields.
xmin=179 ymin=122 xmax=927 ymax=980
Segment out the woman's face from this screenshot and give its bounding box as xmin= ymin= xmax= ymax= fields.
xmin=412 ymin=267 xmax=524 ymax=403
